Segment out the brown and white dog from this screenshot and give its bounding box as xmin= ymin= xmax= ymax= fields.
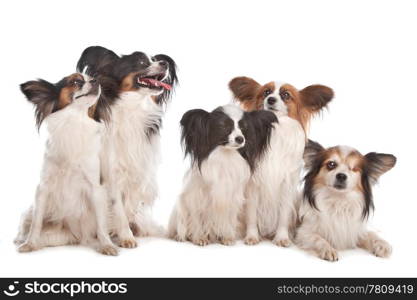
xmin=15 ymin=72 xmax=118 ymax=255
xmin=296 ymin=140 xmax=396 ymax=261
xmin=229 ymin=77 xmax=333 ymax=246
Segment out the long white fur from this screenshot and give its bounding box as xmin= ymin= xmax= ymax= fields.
xmin=15 ymin=80 xmax=117 ymax=255
xmin=244 ymin=115 xmax=305 ymax=246
xmin=168 ymin=105 xmax=251 ymax=246
xmin=296 ymin=187 xmax=392 ymax=261
xmin=295 ymin=146 xmax=392 ymax=261
xmin=101 ymin=89 xmax=164 ymax=248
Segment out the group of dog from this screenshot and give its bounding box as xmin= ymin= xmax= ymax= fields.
xmin=15 ymin=46 xmax=396 ymax=261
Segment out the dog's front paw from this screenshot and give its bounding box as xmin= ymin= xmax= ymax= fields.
xmin=244 ymin=235 xmax=260 ymax=245
xmin=118 ymin=238 xmax=138 ymax=248
xmin=318 ymin=246 xmax=339 ymax=262
xmin=192 ymin=238 xmax=209 ymax=247
xmin=372 ymin=239 xmax=392 ymax=258
xmin=220 ymin=238 xmax=235 ymax=246
xmin=273 ymin=238 xmax=292 ymax=248
xmin=174 ymin=235 xmax=186 ymax=242
xmin=18 ymin=242 xmax=38 ymax=253
xmin=99 ymin=244 xmax=119 ymax=256
xmin=14 ymin=237 xmax=25 ymax=245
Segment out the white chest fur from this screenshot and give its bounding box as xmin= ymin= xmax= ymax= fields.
xmin=41 ymin=106 xmax=103 ymax=221
xmin=251 ymin=116 xmax=305 ymax=236
xmin=299 ymin=188 xmax=366 ymax=249
xmin=102 ymin=92 xmax=162 ymax=184
xmin=200 ymin=147 xmax=251 ymax=191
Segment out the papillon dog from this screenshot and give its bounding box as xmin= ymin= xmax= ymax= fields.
xmin=168 ymin=104 xmax=277 ymax=246
xmin=296 ymin=140 xmax=396 ymax=261
xmin=229 ymin=77 xmax=333 ymax=246
xmin=15 ymin=73 xmax=118 ymax=255
xmin=76 ymin=46 xmax=178 ymax=248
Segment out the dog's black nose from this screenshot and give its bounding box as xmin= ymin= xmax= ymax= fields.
xmin=267 ymin=97 xmax=277 ymax=105
xmin=336 ymin=173 xmax=347 ymax=182
xmin=89 ymin=78 xmax=98 ymax=86
xmin=235 ymin=136 xmax=245 ymax=144
xmin=159 ymin=60 xmax=168 ymax=68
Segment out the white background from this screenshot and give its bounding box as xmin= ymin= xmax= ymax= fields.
xmin=0 ymin=0 xmax=415 ymax=277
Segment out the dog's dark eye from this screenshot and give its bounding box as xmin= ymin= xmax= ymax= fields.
xmin=72 ymin=79 xmax=84 ymax=87
xmin=326 ymin=161 xmax=337 ymax=170
xmin=280 ymin=91 xmax=290 ymax=101
xmin=263 ymin=89 xmax=272 ymax=97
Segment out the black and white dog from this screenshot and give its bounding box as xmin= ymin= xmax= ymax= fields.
xmin=76 ymin=46 xmax=178 ymax=248
xmin=168 ymin=104 xmax=277 ymax=246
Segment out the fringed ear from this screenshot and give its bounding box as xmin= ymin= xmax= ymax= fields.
xmin=364 ymin=152 xmax=397 ymax=184
xmin=229 ymin=76 xmax=261 ymax=111
xmin=20 ymin=79 xmax=58 ymax=129
xmin=238 ymin=110 xmax=278 ymax=172
xmin=358 ymin=152 xmax=396 ymax=219
xmin=303 ymin=139 xmax=325 ymax=169
xmin=300 ymin=84 xmax=334 ymax=114
xmin=180 ymin=109 xmax=210 ymax=167
xmin=76 ymin=46 xmax=119 ymax=77
xmin=303 ymin=140 xmax=326 ymax=210
xmin=76 ymin=46 xmax=120 ymax=123
xmin=154 ymin=54 xmax=178 ymax=106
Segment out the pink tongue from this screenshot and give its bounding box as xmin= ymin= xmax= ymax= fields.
xmin=140 ymin=78 xmax=172 ymax=90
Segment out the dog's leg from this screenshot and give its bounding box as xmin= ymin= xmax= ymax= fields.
xmin=18 ymin=186 xmax=48 ymax=252
xmin=14 ymin=207 xmax=33 ymax=245
xmin=244 ymin=184 xmax=260 ymax=245
xmin=296 ymin=226 xmax=339 ymax=262
xmin=358 ymin=231 xmax=392 ymax=258
xmin=210 ymin=190 xmax=237 ymax=246
xmin=110 ymin=187 xmax=137 ymax=248
xmin=272 ymin=179 xmax=296 ymax=247
xmin=189 ymin=208 xmax=210 ymax=246
xmin=90 ymin=184 xmax=118 ymax=256
xmin=177 ymin=203 xmax=191 ymax=243
xmin=273 ymin=204 xmax=292 ymax=247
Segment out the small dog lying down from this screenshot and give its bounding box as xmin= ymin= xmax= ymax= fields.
xmin=15 ymin=73 xmax=117 ymax=255
xmin=296 ymin=140 xmax=396 ymax=261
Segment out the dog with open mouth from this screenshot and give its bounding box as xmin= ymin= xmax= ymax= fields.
xmin=76 ymin=46 xmax=178 ymax=248
xmin=15 ymin=72 xmax=117 ymax=255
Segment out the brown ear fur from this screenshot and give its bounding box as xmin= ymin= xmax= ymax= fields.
xmin=300 ymin=85 xmax=334 ymax=113
xmin=229 ymin=77 xmax=261 ymax=111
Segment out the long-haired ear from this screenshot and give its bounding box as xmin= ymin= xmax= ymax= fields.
xmin=154 ymin=54 xmax=178 ymax=106
xmin=76 ymin=46 xmax=120 ymax=123
xmin=239 ymin=110 xmax=278 ymax=172
xmin=76 ymin=46 xmax=119 ymax=76
xmin=20 ymin=80 xmax=58 ymax=129
xmin=300 ymin=85 xmax=334 ymax=114
xmin=303 ymin=140 xmax=326 ymax=210
xmin=180 ymin=109 xmax=210 ymax=167
xmin=364 ymin=152 xmax=397 ymax=184
xmin=360 ymin=152 xmax=396 ymax=219
xmin=229 ymin=76 xmax=261 ymax=108
xmin=303 ymin=139 xmax=325 ymax=169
